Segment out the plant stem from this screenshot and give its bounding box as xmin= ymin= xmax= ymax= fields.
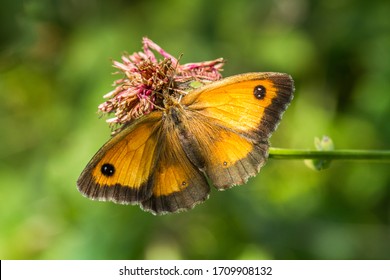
xmin=269 ymin=148 xmax=390 ymax=162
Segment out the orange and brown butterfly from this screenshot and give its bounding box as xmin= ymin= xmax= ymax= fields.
xmin=77 ymin=38 xmax=294 ymax=215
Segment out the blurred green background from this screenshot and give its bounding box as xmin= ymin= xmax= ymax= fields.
xmin=1 ymin=0 xmax=389 ymax=260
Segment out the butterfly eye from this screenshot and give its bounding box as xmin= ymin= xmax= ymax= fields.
xmin=101 ymin=163 xmax=115 ymax=177
xmin=253 ymin=85 xmax=266 ymax=99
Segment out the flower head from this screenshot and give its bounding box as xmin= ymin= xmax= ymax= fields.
xmin=98 ymin=37 xmax=225 ymax=133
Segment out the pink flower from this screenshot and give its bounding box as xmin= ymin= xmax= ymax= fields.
xmin=98 ymin=37 xmax=224 ymax=132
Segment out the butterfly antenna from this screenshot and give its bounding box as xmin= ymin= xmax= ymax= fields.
xmin=173 ymin=53 xmax=190 ymax=103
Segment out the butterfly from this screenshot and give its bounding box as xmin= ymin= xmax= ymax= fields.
xmin=77 ymin=72 xmax=294 ymax=214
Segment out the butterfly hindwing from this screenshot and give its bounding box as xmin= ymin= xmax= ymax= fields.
xmin=141 ymin=115 xmax=210 ymax=213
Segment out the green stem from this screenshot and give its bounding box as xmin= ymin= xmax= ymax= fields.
xmin=269 ymin=148 xmax=390 ymax=162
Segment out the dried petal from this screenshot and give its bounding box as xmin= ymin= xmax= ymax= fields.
xmin=98 ymin=37 xmax=225 ymax=133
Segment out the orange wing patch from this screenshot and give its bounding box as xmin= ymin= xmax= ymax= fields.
xmin=181 ymin=114 xmax=269 ymax=189
xmin=183 ymin=72 xmax=293 ymax=139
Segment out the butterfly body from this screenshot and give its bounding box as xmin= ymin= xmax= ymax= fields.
xmin=78 ymin=72 xmax=294 ymax=214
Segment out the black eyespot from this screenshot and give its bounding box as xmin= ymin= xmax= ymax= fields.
xmin=101 ymin=163 xmax=115 ymax=177
xmin=254 ymin=85 xmax=266 ymax=99
xmin=223 ymin=161 xmax=228 ymax=166
xmin=181 ymin=181 xmax=187 ymax=186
